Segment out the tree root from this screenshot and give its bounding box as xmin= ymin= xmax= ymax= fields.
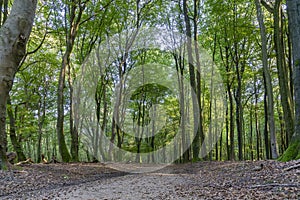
xmin=15 ymin=158 xmax=34 ymax=166
xmin=284 ymin=164 xmax=300 ymax=171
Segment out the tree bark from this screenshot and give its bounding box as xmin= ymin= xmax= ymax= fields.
xmin=57 ymin=1 xmax=86 ymax=162
xmin=68 ymin=62 xmax=79 ymax=162
xmin=263 ymin=77 xmax=270 ymax=159
xmin=7 ymin=96 xmax=26 ymax=162
xmin=57 ymin=52 xmax=72 ymax=162
xmin=219 ymin=34 xmax=235 ymax=160
xmin=255 ymin=0 xmax=278 ymax=159
xmin=173 ymin=51 xmax=187 ymax=163
xmin=280 ymin=0 xmax=300 ymax=161
xmin=254 ymin=77 xmax=261 ymax=160
xmin=274 ymin=0 xmax=295 ymax=144
xmin=0 ymin=0 xmax=37 ymax=169
xmin=37 ymin=80 xmax=47 ymax=163
xmin=234 ymin=64 xmax=244 ymax=161
xmin=183 ymin=0 xmax=197 ymax=162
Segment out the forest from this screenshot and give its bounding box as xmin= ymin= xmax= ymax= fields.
xmin=1 ymin=0 xmax=300 ymax=199
xmin=0 ymin=0 xmax=300 ymax=169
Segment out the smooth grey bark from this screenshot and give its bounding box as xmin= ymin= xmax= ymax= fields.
xmin=287 ymin=0 xmax=300 ymax=142
xmin=263 ymin=77 xmax=270 ymax=159
xmin=274 ymin=0 xmax=295 ymax=143
xmin=0 ymin=0 xmax=37 ymax=169
xmin=280 ymin=0 xmax=300 ymax=161
xmin=255 ymin=0 xmax=278 ymax=159
xmin=262 ymin=0 xmax=295 ymax=144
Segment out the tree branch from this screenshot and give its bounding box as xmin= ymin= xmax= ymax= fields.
xmin=284 ymin=164 xmax=300 ymax=171
xmin=261 ymin=0 xmax=274 ymax=13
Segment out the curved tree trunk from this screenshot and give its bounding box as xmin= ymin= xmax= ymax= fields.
xmin=57 ymin=1 xmax=87 ymax=162
xmin=0 ymin=0 xmax=37 ymax=169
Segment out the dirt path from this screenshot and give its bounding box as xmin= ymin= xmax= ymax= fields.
xmin=0 ymin=161 xmax=299 ymax=199
xmin=49 ymin=172 xmax=182 ymax=199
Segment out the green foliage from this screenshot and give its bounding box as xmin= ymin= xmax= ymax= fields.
xmin=4 ymin=0 xmax=296 ymax=163
xmin=121 ymin=83 xmax=180 ymax=153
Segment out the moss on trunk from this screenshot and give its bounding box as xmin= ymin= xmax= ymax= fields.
xmin=279 ymin=140 xmax=300 ymax=161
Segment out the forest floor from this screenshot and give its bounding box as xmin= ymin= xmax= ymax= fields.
xmin=0 ymin=160 xmax=299 ymax=199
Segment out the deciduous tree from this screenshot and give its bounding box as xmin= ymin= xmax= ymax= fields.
xmin=0 ymin=0 xmax=37 ymax=169
xmin=281 ymin=0 xmax=300 ymax=161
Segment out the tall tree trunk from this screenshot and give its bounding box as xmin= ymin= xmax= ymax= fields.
xmin=179 ymin=60 xmax=188 ymax=162
xmin=274 ymin=0 xmax=295 ymax=144
xmin=233 ymin=4 xmax=246 ymax=161
xmin=228 ymin=87 xmax=235 ymax=160
xmin=151 ymin=104 xmax=156 ymax=162
xmin=263 ymin=79 xmax=270 ymax=159
xmin=277 ymin=100 xmax=286 ymax=152
xmin=231 ymin=0 xmax=243 ymax=161
xmin=262 ymin=0 xmax=295 ymax=147
xmin=280 ymin=0 xmax=300 ymax=161
xmin=183 ymin=0 xmax=198 ymax=162
xmin=255 ymin=0 xmax=278 ymax=159
xmin=249 ymin=103 xmax=253 ymax=161
xmin=7 ymin=97 xmax=26 ymax=161
xmin=110 ymin=58 xmax=125 ymax=160
xmin=68 ymin=63 xmax=78 ymax=162
xmin=220 ymin=37 xmax=235 ymax=160
xmin=0 ymin=0 xmax=37 ymax=169
xmin=37 ymin=80 xmax=47 ymax=163
xmin=95 ymin=75 xmax=109 ymax=161
xmin=225 ymin=94 xmax=229 ymax=160
xmin=192 ymin=0 xmax=205 ymax=160
xmin=254 ymin=77 xmax=261 ymax=160
xmin=57 ymin=1 xmax=86 ymax=162
xmin=235 ymin=70 xmax=243 ymax=161
xmin=57 ymin=51 xmax=72 ymax=162
xmin=174 ymin=52 xmax=188 ymax=163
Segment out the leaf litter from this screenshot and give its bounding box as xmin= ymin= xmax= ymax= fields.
xmin=0 ymin=160 xmax=299 ymax=199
